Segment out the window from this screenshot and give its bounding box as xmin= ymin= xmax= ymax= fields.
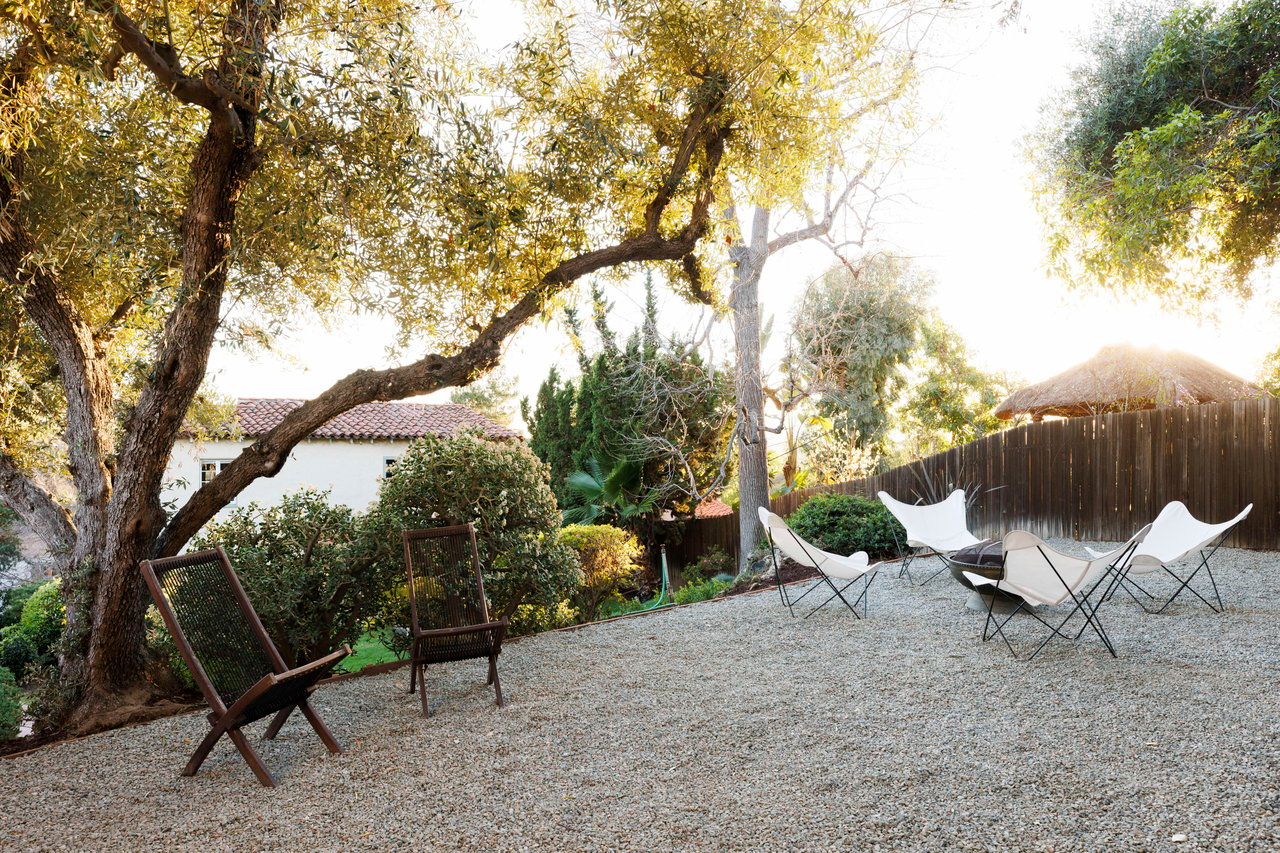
xmin=200 ymin=459 xmax=236 ymax=507
xmin=200 ymin=460 xmax=232 ymax=486
xmin=383 ymin=457 xmax=398 ymax=479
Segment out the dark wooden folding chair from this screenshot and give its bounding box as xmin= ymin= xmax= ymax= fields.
xmin=403 ymin=524 xmax=507 ymax=717
xmin=139 ymin=548 xmax=350 ymax=787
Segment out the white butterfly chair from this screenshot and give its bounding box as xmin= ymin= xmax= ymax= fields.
xmin=757 ymin=507 xmax=881 ymax=619
xmin=1087 ymin=501 xmax=1252 ymax=614
xmin=962 ymin=528 xmax=1147 ymax=660
xmin=877 ymin=489 xmax=981 ymax=585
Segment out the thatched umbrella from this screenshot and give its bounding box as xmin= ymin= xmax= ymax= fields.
xmin=995 ymin=344 xmax=1264 ymax=421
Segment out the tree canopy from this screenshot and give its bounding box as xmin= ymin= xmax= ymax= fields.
xmin=0 ymin=0 xmax=888 ymax=729
xmin=789 ymin=256 xmax=1011 ymax=481
xmin=1035 ymin=0 xmax=1280 ymax=302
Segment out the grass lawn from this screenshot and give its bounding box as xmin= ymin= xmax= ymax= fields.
xmin=336 ymin=630 xmax=402 ymax=673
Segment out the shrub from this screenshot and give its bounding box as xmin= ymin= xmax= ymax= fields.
xmin=786 ymin=493 xmax=904 ymax=559
xmin=0 ymin=581 xmax=44 ymax=631
xmin=368 ymin=430 xmax=581 ymax=636
xmin=0 ymin=627 xmax=35 ymax=676
xmin=0 ymin=665 xmax=20 ymax=741
xmin=680 ymin=546 xmax=734 ymax=584
xmin=673 ymin=576 xmax=731 ymax=605
xmin=0 ymin=579 xmax=62 ymax=680
xmin=194 ymin=489 xmax=399 ymax=668
xmin=558 ymin=524 xmax=643 ymax=622
xmin=16 ymin=579 xmax=64 ymax=654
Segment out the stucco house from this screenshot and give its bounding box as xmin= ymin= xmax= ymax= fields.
xmin=162 ymin=398 xmax=520 ymax=515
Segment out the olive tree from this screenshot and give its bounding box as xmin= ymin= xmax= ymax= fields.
xmin=0 ymin=0 xmax=873 ymax=731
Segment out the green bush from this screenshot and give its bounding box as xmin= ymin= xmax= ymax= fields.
xmin=0 ymin=665 xmax=21 ymax=741
xmin=0 ymin=580 xmax=43 ymax=631
xmin=0 ymin=627 xmax=35 ymax=676
xmin=17 ymin=580 xmax=63 ymax=653
xmin=0 ymin=579 xmax=62 ymax=680
xmin=195 ymin=490 xmax=399 ymax=668
xmin=786 ymin=493 xmax=904 ymax=559
xmin=558 ymin=524 xmax=643 ymax=622
xmin=680 ymin=546 xmax=734 ymax=584
xmin=368 ymin=430 xmax=581 ymax=636
xmin=673 ymin=576 xmax=731 ymax=605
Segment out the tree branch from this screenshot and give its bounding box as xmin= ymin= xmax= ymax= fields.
xmin=90 ymin=0 xmax=242 ymax=132
xmin=0 ymin=451 xmax=74 ymax=554
xmin=158 ymin=120 xmax=733 ymax=556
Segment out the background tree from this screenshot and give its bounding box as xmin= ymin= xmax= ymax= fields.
xmin=789 ymin=256 xmax=1010 ymax=480
xmin=450 ymin=372 xmax=519 ymax=427
xmin=720 ymin=0 xmax=960 ymax=571
xmin=0 ymin=0 xmax=860 ymax=730
xmin=524 ymin=281 xmax=734 ymax=521
xmin=1034 ymin=0 xmax=1280 ymax=302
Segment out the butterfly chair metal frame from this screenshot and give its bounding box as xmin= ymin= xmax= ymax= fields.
xmin=403 ymin=524 xmax=507 ymax=717
xmin=963 ymin=530 xmax=1145 ymax=660
xmin=139 ymin=548 xmax=349 ymax=787
xmin=758 ymin=508 xmax=878 ymax=619
xmin=1094 ymin=502 xmax=1252 ymax=614
xmin=878 ymin=489 xmax=982 ymax=586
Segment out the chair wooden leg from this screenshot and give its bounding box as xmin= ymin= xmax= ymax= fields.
xmin=227 ymin=728 xmax=277 ymax=787
xmin=408 ymin=655 xmax=418 ymax=694
xmin=490 ymin=655 xmax=504 ymax=707
xmin=417 ymin=663 xmax=431 ymax=717
xmin=183 ymin=722 xmax=226 ymax=778
xmin=264 ymin=705 xmax=294 ymax=740
xmin=299 ymin=700 xmax=343 ymax=754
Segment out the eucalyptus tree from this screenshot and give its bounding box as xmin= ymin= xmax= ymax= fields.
xmin=1035 ymin=0 xmax=1280 ymax=302
xmin=0 ymin=0 xmax=882 ymax=730
xmin=719 ymin=0 xmax=959 ymax=571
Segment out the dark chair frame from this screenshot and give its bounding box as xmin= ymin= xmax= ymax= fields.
xmin=975 ymin=539 xmax=1141 ymax=660
xmin=403 ymin=524 xmax=507 ymax=717
xmin=140 ymin=548 xmax=349 ymax=787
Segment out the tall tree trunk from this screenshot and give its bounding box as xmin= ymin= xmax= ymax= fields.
xmin=65 ymin=114 xmax=258 ymax=730
xmin=730 ymin=207 xmax=772 ymax=573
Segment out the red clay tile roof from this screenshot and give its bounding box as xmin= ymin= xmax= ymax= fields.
xmin=233 ymin=398 xmax=521 ymax=442
xmin=694 ymin=498 xmax=734 ymax=518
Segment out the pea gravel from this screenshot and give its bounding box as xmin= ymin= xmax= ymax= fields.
xmin=2 ymin=539 xmax=1277 ymax=852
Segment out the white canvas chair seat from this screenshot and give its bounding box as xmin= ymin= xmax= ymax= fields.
xmin=1086 ymin=501 xmax=1252 ymax=613
xmin=877 ymin=489 xmax=981 ymax=585
xmin=964 ymin=528 xmax=1146 ymax=659
xmin=757 ymin=507 xmax=880 ymax=618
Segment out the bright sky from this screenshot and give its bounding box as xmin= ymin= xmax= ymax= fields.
xmin=207 ymin=0 xmax=1278 ymax=414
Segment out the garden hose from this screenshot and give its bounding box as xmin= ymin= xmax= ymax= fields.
xmin=627 ymin=544 xmax=672 ymax=615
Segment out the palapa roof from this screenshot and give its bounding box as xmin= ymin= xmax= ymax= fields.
xmin=229 ymin=398 xmax=521 ymax=441
xmin=994 ymin=344 xmax=1264 ymax=421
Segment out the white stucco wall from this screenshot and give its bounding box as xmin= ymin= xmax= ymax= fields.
xmin=163 ymin=438 xmax=413 ymax=518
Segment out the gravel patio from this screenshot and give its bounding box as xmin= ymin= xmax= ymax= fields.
xmin=2 ymin=539 xmax=1278 ymax=852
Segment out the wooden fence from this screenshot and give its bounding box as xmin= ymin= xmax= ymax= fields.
xmin=662 ymin=397 xmax=1278 ymax=569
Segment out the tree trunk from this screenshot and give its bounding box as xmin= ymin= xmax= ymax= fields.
xmin=730 ymin=207 xmax=772 ymax=574
xmin=57 ymin=84 xmax=262 ymax=729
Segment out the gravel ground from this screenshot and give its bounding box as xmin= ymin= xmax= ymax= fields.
xmin=1 ymin=538 xmax=1277 ymax=852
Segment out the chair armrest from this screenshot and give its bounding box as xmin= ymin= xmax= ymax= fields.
xmin=273 ymin=645 xmax=351 ymax=682
xmin=413 ymin=620 xmax=507 ymax=639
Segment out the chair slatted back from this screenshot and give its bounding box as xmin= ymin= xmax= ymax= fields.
xmin=403 ymin=524 xmax=491 ymax=639
xmin=141 ymin=549 xmax=283 ymax=712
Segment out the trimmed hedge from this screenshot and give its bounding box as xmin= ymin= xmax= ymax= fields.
xmin=786 ymin=493 xmax=904 ymax=559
